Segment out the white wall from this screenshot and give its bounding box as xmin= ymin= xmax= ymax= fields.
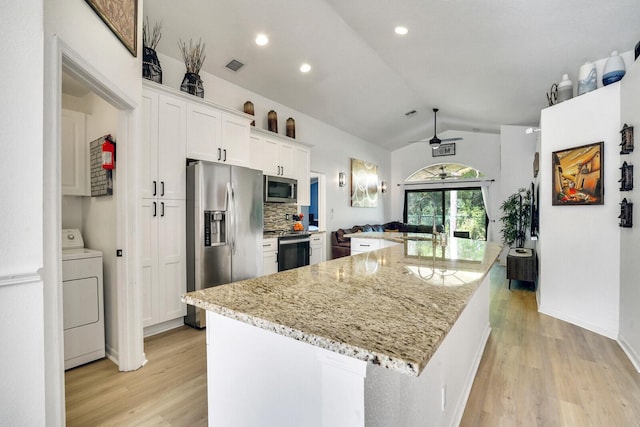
xmin=0 ymin=2 xmax=46 ymax=426
xmin=619 ymin=60 xmax=640 ymax=370
xmin=390 ymin=130 xmax=501 ymax=239
xmin=497 ymin=125 xmax=538 ymax=262
xmin=156 ymin=52 xmax=392 ymax=233
xmin=539 ymin=83 xmax=621 ymax=339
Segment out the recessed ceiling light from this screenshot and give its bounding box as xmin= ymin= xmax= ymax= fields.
xmin=300 ymin=63 xmax=311 ymax=73
xmin=395 ymin=26 xmax=408 ymax=36
xmin=255 ymin=34 xmax=269 ymax=46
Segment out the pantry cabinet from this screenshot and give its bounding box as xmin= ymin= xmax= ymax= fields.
xmin=140 ymin=88 xmax=186 ymax=200
xmin=139 ymin=198 xmax=186 ymax=329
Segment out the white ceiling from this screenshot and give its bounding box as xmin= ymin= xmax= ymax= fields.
xmin=144 ymin=0 xmax=640 ymax=151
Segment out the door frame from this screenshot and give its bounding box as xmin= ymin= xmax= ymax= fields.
xmin=43 ymin=33 xmax=145 ymax=421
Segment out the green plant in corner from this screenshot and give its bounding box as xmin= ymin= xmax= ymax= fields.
xmin=499 ymin=187 xmax=532 ymax=248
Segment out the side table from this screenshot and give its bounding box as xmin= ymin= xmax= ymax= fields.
xmin=506 ymin=248 xmax=537 ymax=289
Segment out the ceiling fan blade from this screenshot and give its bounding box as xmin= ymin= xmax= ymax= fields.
xmin=407 ymin=140 xmax=429 ymax=144
xmin=439 ymin=137 xmax=463 ymax=142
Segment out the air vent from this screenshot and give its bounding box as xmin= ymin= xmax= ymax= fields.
xmin=225 ymin=59 xmax=244 ymax=72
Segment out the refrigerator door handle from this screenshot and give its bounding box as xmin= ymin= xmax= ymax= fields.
xmin=227 ymin=182 xmax=236 ymax=254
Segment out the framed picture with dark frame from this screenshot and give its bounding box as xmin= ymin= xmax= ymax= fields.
xmin=552 ymin=141 xmax=604 ymax=205
xmin=432 ymin=142 xmax=456 ymax=157
xmin=85 ymin=0 xmax=138 ymax=57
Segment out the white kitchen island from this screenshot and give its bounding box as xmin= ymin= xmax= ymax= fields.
xmin=183 ymin=237 xmax=501 ymax=427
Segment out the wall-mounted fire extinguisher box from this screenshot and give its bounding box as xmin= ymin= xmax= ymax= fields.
xmin=102 ymin=135 xmax=116 ymax=170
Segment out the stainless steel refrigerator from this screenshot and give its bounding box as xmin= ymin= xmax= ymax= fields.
xmin=185 ymin=160 xmax=263 ymax=328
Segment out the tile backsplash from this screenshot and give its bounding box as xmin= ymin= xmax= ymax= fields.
xmin=264 ymin=203 xmax=298 ymax=231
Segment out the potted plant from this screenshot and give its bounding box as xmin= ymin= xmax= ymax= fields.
xmin=178 ymin=38 xmax=206 ymax=97
xmin=499 ymin=187 xmax=532 ymax=248
xmin=142 ymin=17 xmax=163 ymax=83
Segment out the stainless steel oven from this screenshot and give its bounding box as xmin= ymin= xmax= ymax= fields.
xmin=278 ymin=234 xmax=310 ymax=271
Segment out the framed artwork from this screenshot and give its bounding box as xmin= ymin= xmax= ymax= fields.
xmin=552 ymin=141 xmax=603 ymax=205
xmin=85 ymin=0 xmax=138 ymax=57
xmin=432 ymin=143 xmax=456 ymax=157
xmin=350 ymin=158 xmax=378 ymax=207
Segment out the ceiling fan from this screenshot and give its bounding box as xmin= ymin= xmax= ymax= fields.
xmin=410 ymin=108 xmax=463 ymax=148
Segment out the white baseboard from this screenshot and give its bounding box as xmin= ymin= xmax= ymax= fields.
xmin=143 ymin=317 xmax=185 ymax=338
xmin=618 ymin=334 xmax=640 ymax=373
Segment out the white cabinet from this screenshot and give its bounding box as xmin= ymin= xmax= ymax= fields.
xmin=310 ymin=233 xmax=325 ymax=265
xmin=249 ymin=129 xmax=312 ymax=205
xmin=141 ymin=84 xmax=188 ymax=330
xmin=140 ymin=198 xmax=186 ymax=328
xmin=185 ymin=104 xmax=251 ymax=167
xmin=293 ymin=145 xmax=310 ymax=206
xmin=262 ymin=238 xmax=278 ymax=276
xmin=221 ymin=112 xmax=251 ymax=167
xmin=185 ymin=102 xmax=221 ymax=163
xmin=141 ymin=88 xmax=187 ymax=200
xmin=61 ymin=109 xmax=90 ymax=196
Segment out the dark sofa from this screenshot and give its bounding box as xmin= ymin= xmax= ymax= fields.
xmin=330 ymin=222 xmax=443 ymax=259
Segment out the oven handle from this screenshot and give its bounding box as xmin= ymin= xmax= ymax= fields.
xmin=279 ymin=237 xmax=310 ymax=245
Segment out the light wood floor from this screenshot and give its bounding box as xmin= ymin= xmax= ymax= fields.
xmin=66 ymin=265 xmax=640 ymax=426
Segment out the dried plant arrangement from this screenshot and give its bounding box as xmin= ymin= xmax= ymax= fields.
xmin=178 ymin=38 xmax=206 ymax=74
xmin=143 ymin=17 xmax=163 ymax=49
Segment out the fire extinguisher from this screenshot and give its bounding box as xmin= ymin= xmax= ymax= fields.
xmin=102 ymin=135 xmax=115 ymax=170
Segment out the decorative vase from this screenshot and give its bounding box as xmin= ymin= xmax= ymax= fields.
xmin=602 ymin=50 xmax=626 ymax=86
xmin=286 ymin=117 xmax=295 ymax=138
xmin=244 ymin=101 xmax=255 ymax=126
xmin=180 ymin=72 xmax=204 ymax=98
xmin=267 ymin=110 xmax=278 ymax=133
xmin=557 ymin=74 xmax=573 ymax=103
xmin=577 ymin=62 xmax=596 ymax=95
xmin=142 ymin=47 xmax=163 ymax=83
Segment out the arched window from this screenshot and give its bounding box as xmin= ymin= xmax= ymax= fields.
xmin=406 ymin=163 xmax=485 ymax=182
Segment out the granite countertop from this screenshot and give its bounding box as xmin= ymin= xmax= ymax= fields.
xmin=344 ymin=231 xmax=432 ymax=242
xmin=183 ymin=238 xmax=501 ymax=376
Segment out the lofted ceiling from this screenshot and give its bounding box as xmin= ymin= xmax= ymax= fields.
xmin=144 ymin=0 xmax=640 ymax=151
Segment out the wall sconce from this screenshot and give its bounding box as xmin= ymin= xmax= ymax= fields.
xmin=380 ymin=181 xmax=387 ymax=193
xmin=338 ymin=172 xmax=346 ymax=187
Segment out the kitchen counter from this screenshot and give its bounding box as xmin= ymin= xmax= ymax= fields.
xmin=184 ymin=237 xmax=501 ymax=426
xmin=183 ymin=237 xmax=500 ymax=376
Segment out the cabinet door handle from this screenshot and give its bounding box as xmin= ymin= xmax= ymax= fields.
xmin=161 ymin=181 xmax=165 ymax=197
xmin=278 ymin=166 xmax=282 ymax=176
xmin=310 ymin=247 xmax=313 ymax=256
xmin=161 ymin=202 xmax=165 ymax=217
xmin=223 ymin=149 xmax=227 ymax=162
xmin=217 ymin=148 xmax=222 ymax=161
xmin=153 ymin=201 xmax=157 ymax=217
xmin=153 ymin=181 xmax=157 ymax=196
xmin=360 ymin=244 xmax=371 ymax=247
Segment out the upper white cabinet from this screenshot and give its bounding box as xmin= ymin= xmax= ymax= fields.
xmin=249 ymin=128 xmax=312 ymax=205
xmin=61 ymin=109 xmax=90 ymax=196
xmin=185 ymin=102 xmax=222 ymax=163
xmin=220 ymin=112 xmax=251 ymax=167
xmin=141 ymin=88 xmax=187 ymax=200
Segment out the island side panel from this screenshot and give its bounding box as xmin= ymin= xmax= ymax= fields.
xmin=364 ymin=271 xmax=491 ymax=427
xmin=206 ymin=311 xmax=368 ymax=427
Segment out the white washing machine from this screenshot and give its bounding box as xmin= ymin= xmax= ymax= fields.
xmin=62 ymin=228 xmax=105 ymax=370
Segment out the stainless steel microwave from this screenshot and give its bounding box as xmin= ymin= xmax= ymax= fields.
xmin=264 ymin=175 xmax=297 ymax=203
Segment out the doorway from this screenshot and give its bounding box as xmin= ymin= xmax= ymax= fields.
xmin=43 ymin=35 xmax=145 ymax=422
xmin=309 ymin=172 xmax=326 ymax=232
